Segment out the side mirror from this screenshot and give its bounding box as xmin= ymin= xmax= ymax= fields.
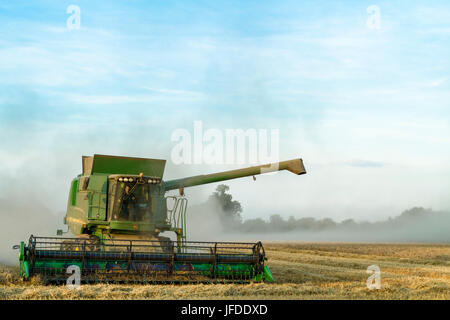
xmin=12 ymin=244 xmax=20 ymax=250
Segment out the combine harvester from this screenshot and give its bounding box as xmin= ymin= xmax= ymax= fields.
xmin=16 ymin=154 xmax=306 ymax=284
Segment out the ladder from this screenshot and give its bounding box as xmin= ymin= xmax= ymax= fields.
xmin=166 ymin=196 xmax=188 ymax=248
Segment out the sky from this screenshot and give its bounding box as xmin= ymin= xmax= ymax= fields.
xmin=0 ymin=0 xmax=449 ymax=224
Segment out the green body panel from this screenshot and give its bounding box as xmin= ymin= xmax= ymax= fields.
xmin=108 ymin=221 xmax=155 ymax=232
xmin=18 ymin=242 xmax=29 ymax=279
xmin=87 ymin=174 xmax=108 ymax=220
xmin=66 ymin=176 xmax=88 ymax=235
xmin=263 ymin=266 xmax=273 ymax=283
xmin=70 ymin=179 xmax=78 ymax=206
xmin=91 ymin=154 xmax=166 ymax=177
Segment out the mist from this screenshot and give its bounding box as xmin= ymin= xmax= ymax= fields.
xmin=0 ymin=196 xmax=61 ymax=265
xmin=185 ymin=185 xmax=450 ymax=244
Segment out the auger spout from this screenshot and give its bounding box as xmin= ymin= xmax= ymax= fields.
xmin=164 ymin=158 xmax=306 ymax=191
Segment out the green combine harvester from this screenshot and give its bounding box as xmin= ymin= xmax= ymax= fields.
xmin=16 ymin=154 xmax=306 ymax=284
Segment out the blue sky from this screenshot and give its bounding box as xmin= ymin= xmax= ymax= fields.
xmin=0 ymin=1 xmax=449 ymax=221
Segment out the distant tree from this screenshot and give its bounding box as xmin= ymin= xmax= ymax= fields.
xmin=208 ymin=184 xmax=242 ymax=226
xmin=269 ymin=214 xmax=287 ymax=231
xmin=240 ymin=218 xmax=269 ymax=233
xmin=398 ymin=207 xmax=430 ymax=220
xmin=295 ymin=217 xmax=316 ymax=230
xmin=341 ymin=219 xmax=357 ymax=226
xmin=321 ymin=218 xmax=337 ymax=229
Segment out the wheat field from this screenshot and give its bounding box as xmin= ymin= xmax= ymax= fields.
xmin=1 ymin=242 xmax=449 ymax=300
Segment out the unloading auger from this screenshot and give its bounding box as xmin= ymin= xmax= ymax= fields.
xmin=16 ymin=154 xmax=306 ymax=284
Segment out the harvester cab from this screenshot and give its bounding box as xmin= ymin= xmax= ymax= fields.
xmin=63 ymin=155 xmax=170 ymax=239
xmin=17 ymin=154 xmax=306 ymax=284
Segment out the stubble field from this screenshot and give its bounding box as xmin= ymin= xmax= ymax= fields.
xmin=1 ymin=242 xmax=449 ymax=300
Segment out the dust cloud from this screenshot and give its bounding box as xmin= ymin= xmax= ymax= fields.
xmin=0 ymin=196 xmax=61 ymax=265
xmin=184 ymin=190 xmax=450 ymax=244
xmin=185 ymin=199 xmax=233 ymax=242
